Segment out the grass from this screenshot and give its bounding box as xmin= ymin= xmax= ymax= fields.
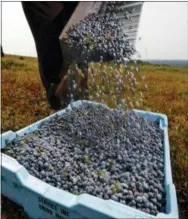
xmin=1 ymin=55 xmax=50 ymax=132
xmin=1 ymin=55 xmax=188 ymax=218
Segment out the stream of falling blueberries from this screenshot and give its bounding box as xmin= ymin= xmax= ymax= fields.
xmin=3 ymin=2 xmax=166 ymax=216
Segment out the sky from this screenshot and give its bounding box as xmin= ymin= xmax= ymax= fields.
xmin=1 ymin=2 xmax=188 ymax=60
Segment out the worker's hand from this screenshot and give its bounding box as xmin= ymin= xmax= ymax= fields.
xmin=55 ymin=66 xmax=89 ymax=105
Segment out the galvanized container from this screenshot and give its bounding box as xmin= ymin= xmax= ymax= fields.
xmin=59 ymin=1 xmax=143 ymax=71
xmin=1 ymin=100 xmax=178 ymax=219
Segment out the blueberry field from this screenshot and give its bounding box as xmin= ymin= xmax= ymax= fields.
xmin=1 ymin=55 xmax=188 ymax=219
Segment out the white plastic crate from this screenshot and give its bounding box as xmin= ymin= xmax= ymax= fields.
xmin=1 ymin=100 xmax=178 ymax=219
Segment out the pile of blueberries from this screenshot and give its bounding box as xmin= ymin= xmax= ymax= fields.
xmin=4 ymin=102 xmax=166 ymax=216
xmin=63 ymin=1 xmax=136 ymax=65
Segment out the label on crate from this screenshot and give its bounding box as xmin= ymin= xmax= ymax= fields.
xmin=38 ymin=196 xmax=69 ymax=219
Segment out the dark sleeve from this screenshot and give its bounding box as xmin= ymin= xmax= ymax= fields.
xmin=22 ymin=2 xmax=64 ymax=20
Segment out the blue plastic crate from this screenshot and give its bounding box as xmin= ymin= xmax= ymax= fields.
xmin=1 ymin=100 xmax=178 ymax=219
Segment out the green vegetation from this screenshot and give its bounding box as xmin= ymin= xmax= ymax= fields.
xmin=82 ymin=155 xmax=90 ymax=164
xmin=1 ymin=55 xmax=188 ymax=218
xmin=111 ymin=181 xmax=121 ymax=194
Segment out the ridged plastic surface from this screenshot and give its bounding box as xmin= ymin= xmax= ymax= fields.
xmin=1 ymin=100 xmax=178 ymax=219
xmin=59 ymin=2 xmax=143 ymax=71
